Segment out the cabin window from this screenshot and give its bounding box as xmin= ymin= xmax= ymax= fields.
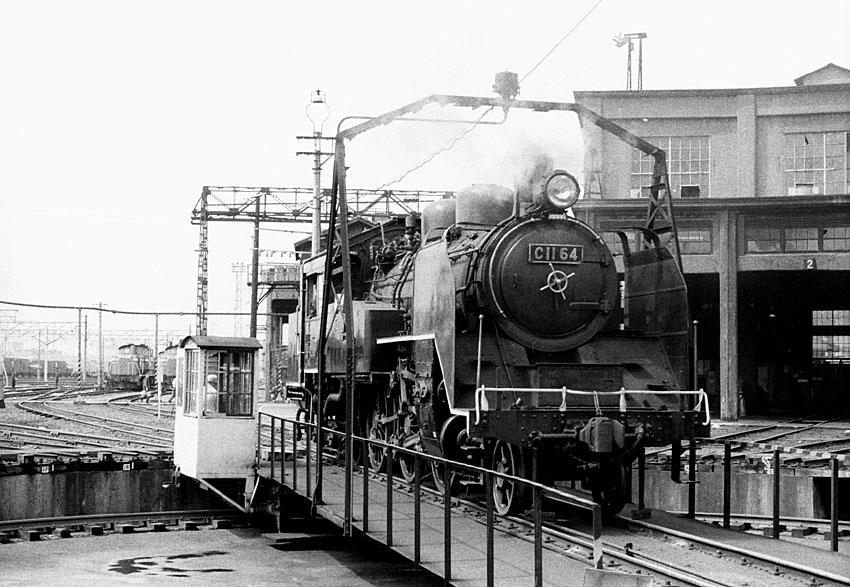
xmin=182 ymin=349 xmax=199 ymax=415
xmin=201 ymin=350 xmax=254 ymax=416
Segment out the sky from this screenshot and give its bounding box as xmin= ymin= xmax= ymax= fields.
xmin=1 ymin=0 xmax=848 ymax=358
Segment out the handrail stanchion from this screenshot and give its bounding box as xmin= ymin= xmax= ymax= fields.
xmin=592 ymin=503 xmax=603 ymax=569
xmin=772 ymin=448 xmax=780 ymax=538
xmin=533 ymin=485 xmax=543 ymax=587
xmin=386 ymin=446 xmax=394 ymax=547
xmin=414 ymin=452 xmax=421 ymax=565
xmin=485 ymin=470 xmax=494 ymax=587
xmin=256 ymin=414 xmax=262 ymax=476
xmin=290 ymin=420 xmax=296 ymax=492
xmin=830 ymin=457 xmax=839 ymax=552
xmin=533 ymin=447 xmax=542 ymax=587
xmin=305 ymin=419 xmax=311 ymax=498
xmin=362 ymin=437 xmax=369 ymax=534
xmin=270 ymin=418 xmax=276 ymax=482
xmin=723 ymin=442 xmax=731 ymax=528
xmin=638 ymin=447 xmax=645 ymax=510
xmin=443 ymin=460 xmax=452 ymax=584
xmin=687 ymin=436 xmax=697 ymax=518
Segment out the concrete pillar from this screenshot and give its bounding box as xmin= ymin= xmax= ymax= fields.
xmin=736 ymin=94 xmax=757 ymax=198
xmin=718 ymin=210 xmax=739 ymax=420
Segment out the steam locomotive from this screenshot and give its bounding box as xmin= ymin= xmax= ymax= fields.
xmin=286 ymin=171 xmax=710 ymax=516
xmin=284 ymin=90 xmax=711 ymax=516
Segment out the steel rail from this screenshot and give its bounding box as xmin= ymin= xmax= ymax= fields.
xmin=0 ymin=509 xmax=241 ymax=533
xmin=0 ymin=422 xmax=159 ymax=448
xmin=624 ymin=514 xmax=850 ymax=586
xmin=16 ymin=401 xmax=172 ymax=448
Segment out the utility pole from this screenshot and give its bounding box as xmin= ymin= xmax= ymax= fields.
xmin=613 ymin=32 xmax=647 ymax=91
xmin=77 ymin=309 xmax=82 ymax=388
xmin=98 ymin=303 xmax=103 ymax=389
xmin=298 ymin=90 xmax=332 ymax=256
xmin=249 ymin=194 xmax=262 ymax=338
xmin=83 ymin=315 xmax=87 ymax=383
xmin=232 ymin=262 xmax=246 ymax=337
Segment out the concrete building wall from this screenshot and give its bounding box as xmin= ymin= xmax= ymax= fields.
xmin=576 ymin=70 xmax=850 ymax=420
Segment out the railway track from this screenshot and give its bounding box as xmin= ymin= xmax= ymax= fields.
xmin=3 ymin=387 xmax=173 ymax=453
xmin=0 ymin=509 xmax=249 ymax=543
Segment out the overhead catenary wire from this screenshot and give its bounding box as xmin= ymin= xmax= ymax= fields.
xmin=0 ymin=299 xmax=283 ymax=317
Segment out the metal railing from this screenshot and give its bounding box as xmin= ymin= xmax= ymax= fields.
xmin=638 ymin=436 xmax=846 ymax=553
xmin=258 ymin=411 xmax=606 ymax=586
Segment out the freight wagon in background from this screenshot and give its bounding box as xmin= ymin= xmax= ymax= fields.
xmin=2 ymin=357 xmax=71 ymax=379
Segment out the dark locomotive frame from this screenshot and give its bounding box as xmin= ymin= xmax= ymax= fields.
xmin=283 ymin=88 xmax=711 ymax=516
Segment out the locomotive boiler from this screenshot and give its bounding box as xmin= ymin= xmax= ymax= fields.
xmin=284 ymin=90 xmax=711 ymax=516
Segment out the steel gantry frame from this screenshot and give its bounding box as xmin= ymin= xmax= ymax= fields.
xmin=190 ymin=185 xmax=453 ymax=336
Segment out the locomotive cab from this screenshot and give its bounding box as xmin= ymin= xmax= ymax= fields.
xmin=173 ymin=335 xmax=262 ymax=511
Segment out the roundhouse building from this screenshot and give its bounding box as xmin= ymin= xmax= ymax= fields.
xmin=574 ymin=63 xmax=850 ymax=420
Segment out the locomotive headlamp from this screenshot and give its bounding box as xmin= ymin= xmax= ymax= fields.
xmin=536 ymin=170 xmax=581 ymax=211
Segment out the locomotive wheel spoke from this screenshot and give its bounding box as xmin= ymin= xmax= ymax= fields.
xmin=430 ymin=459 xmax=459 ymax=495
xmin=591 ymin=461 xmax=628 ymax=517
xmin=492 ymin=440 xmax=524 ymax=516
xmin=368 ymin=410 xmax=387 ymax=473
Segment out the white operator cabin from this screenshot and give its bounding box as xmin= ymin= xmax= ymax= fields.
xmin=173 ymin=335 xmax=262 ymax=509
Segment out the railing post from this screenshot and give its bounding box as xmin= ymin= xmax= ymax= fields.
xmin=534 ymin=486 xmax=542 ymax=587
xmin=533 ymin=447 xmax=542 ymax=587
xmin=485 ymin=469 xmax=494 ymax=587
xmin=386 ymin=446 xmax=393 ymax=547
xmin=723 ymin=442 xmax=731 ymax=528
xmin=443 ymin=460 xmax=452 ymax=584
xmin=256 ymin=414 xmax=262 ymax=475
xmin=270 ymin=418 xmax=276 ymax=481
xmin=638 ymin=448 xmax=645 ymax=511
xmin=830 ymin=457 xmax=839 ymax=552
xmin=362 ymin=437 xmax=369 ymax=534
xmin=290 ymin=420 xmax=296 ymax=492
xmin=592 ymin=503 xmax=603 ymax=569
xmin=687 ymin=437 xmax=696 ymax=518
xmin=414 ymin=453 xmax=421 ymax=566
xmin=772 ymin=448 xmax=780 ymax=539
xmin=306 ymin=419 xmax=312 ymax=498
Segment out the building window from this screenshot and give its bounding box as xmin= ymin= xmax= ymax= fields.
xmin=745 ymin=227 xmax=782 ymax=253
xmin=631 ymin=136 xmax=710 ymax=198
xmin=784 ymin=132 xmax=850 ymax=196
xmin=600 ymin=230 xmax=637 ymax=258
xmin=823 ymin=226 xmax=850 ymax=251
xmin=746 ymin=223 xmax=850 ymax=253
xmin=813 ymin=310 xmax=850 ymax=327
xmin=812 ymin=311 xmax=850 ymax=364
xmin=678 ymin=227 xmax=713 ymax=255
xmin=784 ymin=227 xmax=819 ymax=252
xmin=812 ymin=335 xmax=850 ymax=362
xmin=599 ymin=221 xmax=711 ymax=256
